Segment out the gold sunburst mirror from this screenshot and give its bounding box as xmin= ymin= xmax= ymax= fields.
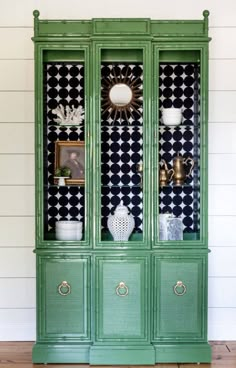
xmin=101 ymin=64 xmax=143 ymax=122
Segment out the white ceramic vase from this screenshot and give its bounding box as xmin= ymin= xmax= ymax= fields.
xmin=107 ymin=201 xmax=135 ymax=241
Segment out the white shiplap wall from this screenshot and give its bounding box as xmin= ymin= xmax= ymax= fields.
xmin=0 ymin=0 xmax=236 ymax=341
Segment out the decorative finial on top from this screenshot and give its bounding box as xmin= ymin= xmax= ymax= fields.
xmin=203 ymin=10 xmax=210 ymax=18
xmin=33 ymin=10 xmax=40 ymax=18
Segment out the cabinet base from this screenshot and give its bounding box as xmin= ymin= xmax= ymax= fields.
xmin=90 ymin=345 xmax=155 ymax=365
xmin=32 ymin=342 xmax=211 ymax=364
xmin=154 ymin=342 xmax=212 ymax=363
xmin=32 ymin=343 xmax=90 ymax=363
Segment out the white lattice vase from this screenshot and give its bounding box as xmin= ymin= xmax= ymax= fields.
xmin=107 ymin=201 xmax=135 ymax=241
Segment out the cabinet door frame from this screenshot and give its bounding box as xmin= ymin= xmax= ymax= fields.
xmin=37 ymin=254 xmax=91 ymax=341
xmin=152 ymin=43 xmax=209 ymax=248
xmin=92 ymin=41 xmax=152 ymax=249
xmin=153 ymin=252 xmax=208 ymax=342
xmin=34 ymin=43 xmax=92 ymax=248
xmin=94 ymin=254 xmax=150 ymax=343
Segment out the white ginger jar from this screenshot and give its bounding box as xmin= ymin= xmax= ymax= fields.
xmin=107 ymin=201 xmax=135 ymax=241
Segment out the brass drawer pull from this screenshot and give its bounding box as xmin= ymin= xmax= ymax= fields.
xmin=115 ymin=281 xmax=129 ymax=297
xmin=173 ymin=280 xmax=186 ymax=296
xmin=58 ymin=280 xmax=71 ymax=296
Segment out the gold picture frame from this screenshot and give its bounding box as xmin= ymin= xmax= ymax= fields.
xmin=54 ymin=141 xmax=85 ymax=185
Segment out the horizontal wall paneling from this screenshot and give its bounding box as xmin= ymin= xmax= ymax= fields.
xmin=209 ymin=92 xmax=236 ymax=123
xmin=209 ymin=123 xmax=236 ymax=154
xmin=208 ymin=307 xmax=236 ymax=340
xmin=0 ymin=248 xmax=35 ymax=278
xmin=208 ymin=277 xmax=236 ymax=308
xmin=0 ymin=309 xmax=35 ymax=341
xmin=0 ymin=278 xmax=35 ymax=309
xmin=0 ymin=186 xmax=34 ymax=216
xmin=0 ymin=60 xmax=34 ymax=91
xmin=0 ymin=217 xmax=35 ymax=247
xmin=209 ymin=185 xmax=236 ymax=216
xmin=209 ymin=247 xmax=236 ymax=277
xmin=0 ymin=124 xmax=34 ymax=153
xmin=0 ymin=93 xmax=34 ymax=123
xmin=0 ymin=155 xmax=34 ymax=185
xmin=209 ymin=216 xmax=236 ymax=247
xmin=1 ymin=0 xmax=236 ymax=27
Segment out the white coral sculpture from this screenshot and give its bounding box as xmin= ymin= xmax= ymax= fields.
xmin=52 ymin=104 xmax=84 ymax=125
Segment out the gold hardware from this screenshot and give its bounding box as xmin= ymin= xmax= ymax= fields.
xmin=171 ymin=153 xmax=194 ymax=186
xmin=136 ymin=163 xmax=143 ymax=187
xmin=115 ymin=281 xmax=129 ymax=297
xmin=159 ymin=159 xmax=174 ymax=187
xmin=58 ymin=280 xmax=71 ymax=296
xmin=173 ymin=280 xmax=187 ymax=296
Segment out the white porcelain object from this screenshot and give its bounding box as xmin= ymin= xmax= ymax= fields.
xmin=107 ymin=200 xmax=135 ymax=241
xmin=159 ymin=213 xmax=172 ymax=240
xmin=55 ymin=221 xmax=83 ymax=241
xmin=167 ymin=217 xmax=183 ymax=241
xmin=162 ymin=107 xmax=182 ymax=127
xmin=54 ymin=177 xmax=70 ymax=186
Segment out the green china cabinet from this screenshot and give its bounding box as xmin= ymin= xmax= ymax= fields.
xmin=32 ymin=10 xmax=211 ymax=364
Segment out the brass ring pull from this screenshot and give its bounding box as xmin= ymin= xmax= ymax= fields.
xmin=173 ymin=280 xmax=186 ymax=296
xmin=58 ymin=280 xmax=71 ymax=296
xmin=115 ymin=281 xmax=129 ymax=297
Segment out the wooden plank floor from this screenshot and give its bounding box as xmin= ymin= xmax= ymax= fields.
xmin=0 ymin=341 xmax=236 ymax=368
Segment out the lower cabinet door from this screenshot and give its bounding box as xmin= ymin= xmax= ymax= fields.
xmin=95 ymin=256 xmax=149 ymax=342
xmin=38 ymin=256 xmax=90 ymax=339
xmin=153 ymin=255 xmax=207 ymax=341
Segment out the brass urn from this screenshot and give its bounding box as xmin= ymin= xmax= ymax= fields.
xmin=171 ymin=152 xmax=194 ymax=186
xmin=159 ymin=159 xmax=174 ymax=187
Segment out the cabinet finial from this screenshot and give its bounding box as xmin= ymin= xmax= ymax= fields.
xmin=33 ymin=10 xmax=40 ymax=18
xmin=203 ymin=10 xmax=210 ymax=18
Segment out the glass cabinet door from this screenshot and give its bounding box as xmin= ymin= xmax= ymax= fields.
xmin=154 ymin=49 xmax=206 ymax=245
xmin=40 ymin=48 xmax=90 ymax=245
xmin=94 ymin=45 xmax=151 ymax=247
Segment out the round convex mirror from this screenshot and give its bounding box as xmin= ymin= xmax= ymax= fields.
xmin=109 ymin=83 xmax=133 ymax=107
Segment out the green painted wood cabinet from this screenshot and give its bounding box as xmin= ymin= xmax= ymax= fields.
xmin=32 ymin=10 xmax=211 ymax=364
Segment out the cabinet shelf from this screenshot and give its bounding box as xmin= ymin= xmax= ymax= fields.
xmin=101 ymin=231 xmax=143 ymax=242
xmin=101 ymin=184 xmax=141 ymax=188
xmin=44 ymin=232 xmax=84 ymax=242
xmin=101 ymin=124 xmax=142 ymax=128
xmin=159 ymin=184 xmax=200 ymax=189
xmin=48 ymin=124 xmax=83 ymax=128
xmin=44 ymin=184 xmax=84 ymax=188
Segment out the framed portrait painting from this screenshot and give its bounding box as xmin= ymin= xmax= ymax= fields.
xmin=54 ymin=141 xmax=85 ymax=185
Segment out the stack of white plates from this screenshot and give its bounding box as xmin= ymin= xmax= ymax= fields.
xmin=55 ymin=221 xmax=83 ymax=241
xmin=162 ymin=107 xmax=182 ymax=127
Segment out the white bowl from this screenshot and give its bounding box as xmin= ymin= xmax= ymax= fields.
xmin=56 ymin=221 xmax=82 ymax=229
xmin=162 ymin=108 xmax=182 ymax=126
xmin=162 ymin=107 xmax=182 ymax=113
xmin=55 ymin=221 xmax=83 ymax=241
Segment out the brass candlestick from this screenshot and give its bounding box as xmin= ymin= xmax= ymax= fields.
xmin=136 ymin=163 xmax=143 ymax=187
